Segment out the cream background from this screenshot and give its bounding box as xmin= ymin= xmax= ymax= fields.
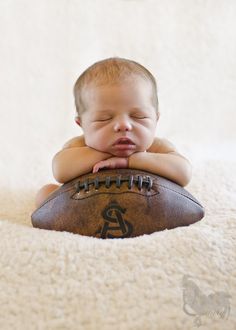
xmin=1 ymin=0 xmax=236 ymax=191
xmin=0 ymin=1 xmax=236 ymax=329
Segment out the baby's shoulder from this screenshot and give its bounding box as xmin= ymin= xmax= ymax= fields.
xmin=147 ymin=137 xmax=177 ymax=154
xmin=62 ymin=135 xmax=86 ymax=149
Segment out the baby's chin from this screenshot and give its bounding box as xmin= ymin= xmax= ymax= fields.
xmin=92 ymin=145 xmax=144 ymax=157
xmin=111 ymin=150 xmax=138 ymax=158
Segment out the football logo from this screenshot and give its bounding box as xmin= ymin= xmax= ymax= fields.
xmin=96 ymin=201 xmax=133 ymax=239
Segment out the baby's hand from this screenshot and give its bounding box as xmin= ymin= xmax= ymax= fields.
xmin=93 ymin=157 xmax=129 ymax=173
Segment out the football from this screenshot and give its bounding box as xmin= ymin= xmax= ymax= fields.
xmin=31 ymin=169 xmax=204 ymax=239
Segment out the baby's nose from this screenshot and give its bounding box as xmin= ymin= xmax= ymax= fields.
xmin=113 ymin=118 xmax=132 ymax=132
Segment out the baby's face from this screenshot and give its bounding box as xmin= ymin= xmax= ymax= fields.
xmin=79 ymin=78 xmax=158 ymax=157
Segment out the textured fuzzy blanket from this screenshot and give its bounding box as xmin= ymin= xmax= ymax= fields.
xmin=0 ymin=146 xmax=235 ymax=330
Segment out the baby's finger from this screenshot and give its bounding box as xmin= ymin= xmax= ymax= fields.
xmin=92 ymin=164 xmax=99 ymax=173
xmin=93 ymin=161 xmax=106 ymax=173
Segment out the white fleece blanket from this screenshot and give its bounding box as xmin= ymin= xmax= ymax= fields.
xmin=0 ymin=145 xmax=235 ymax=330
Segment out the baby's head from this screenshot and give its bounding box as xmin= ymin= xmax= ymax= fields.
xmin=73 ymin=57 xmax=160 ymax=156
xmin=74 ymin=57 xmax=159 ymax=119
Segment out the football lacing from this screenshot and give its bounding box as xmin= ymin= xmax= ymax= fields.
xmin=74 ymin=175 xmax=153 ymax=193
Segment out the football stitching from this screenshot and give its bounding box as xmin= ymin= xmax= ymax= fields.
xmin=74 ymin=175 xmax=153 ymax=192
xmin=70 ymin=184 xmax=203 ymax=208
xmin=32 ymin=176 xmax=203 ymax=215
xmin=32 ymin=176 xmax=155 ymax=214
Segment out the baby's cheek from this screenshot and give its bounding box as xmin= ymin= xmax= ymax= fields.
xmin=94 ymin=135 xmax=111 ymax=151
xmin=84 ymin=137 xmax=95 ymax=149
xmin=84 ymin=134 xmax=99 ymax=147
xmin=87 ymin=139 xmax=109 ymax=153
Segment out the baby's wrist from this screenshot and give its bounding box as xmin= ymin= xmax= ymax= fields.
xmin=127 ymin=154 xmax=134 ymax=168
xmin=128 ymin=151 xmax=145 ymax=169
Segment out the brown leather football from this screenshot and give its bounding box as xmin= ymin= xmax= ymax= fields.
xmin=31 ymin=169 xmax=204 ymax=239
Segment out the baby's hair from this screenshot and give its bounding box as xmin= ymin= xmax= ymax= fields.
xmin=73 ymin=57 xmax=159 ymax=118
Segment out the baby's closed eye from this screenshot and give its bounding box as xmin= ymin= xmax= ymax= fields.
xmin=130 ymin=110 xmax=150 ymax=119
xmin=131 ymin=115 xmax=148 ymax=119
xmin=93 ymin=117 xmax=112 ymax=122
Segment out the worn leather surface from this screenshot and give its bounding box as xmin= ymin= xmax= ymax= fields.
xmin=31 ymin=169 xmax=205 ymax=239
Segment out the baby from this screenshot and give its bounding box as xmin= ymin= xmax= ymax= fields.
xmin=35 ymin=57 xmax=192 ymax=208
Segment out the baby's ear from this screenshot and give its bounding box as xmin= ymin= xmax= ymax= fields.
xmin=75 ymin=117 xmax=81 ymax=126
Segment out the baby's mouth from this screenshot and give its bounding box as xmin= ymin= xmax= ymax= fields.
xmin=113 ymin=138 xmax=135 ymax=145
xmin=112 ymin=138 xmax=136 ymax=153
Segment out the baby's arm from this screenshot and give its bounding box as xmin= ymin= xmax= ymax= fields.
xmin=92 ymin=138 xmax=192 ymax=186
xmin=52 ymin=136 xmax=112 ymax=183
xmin=129 ymin=138 xmax=192 ymax=186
